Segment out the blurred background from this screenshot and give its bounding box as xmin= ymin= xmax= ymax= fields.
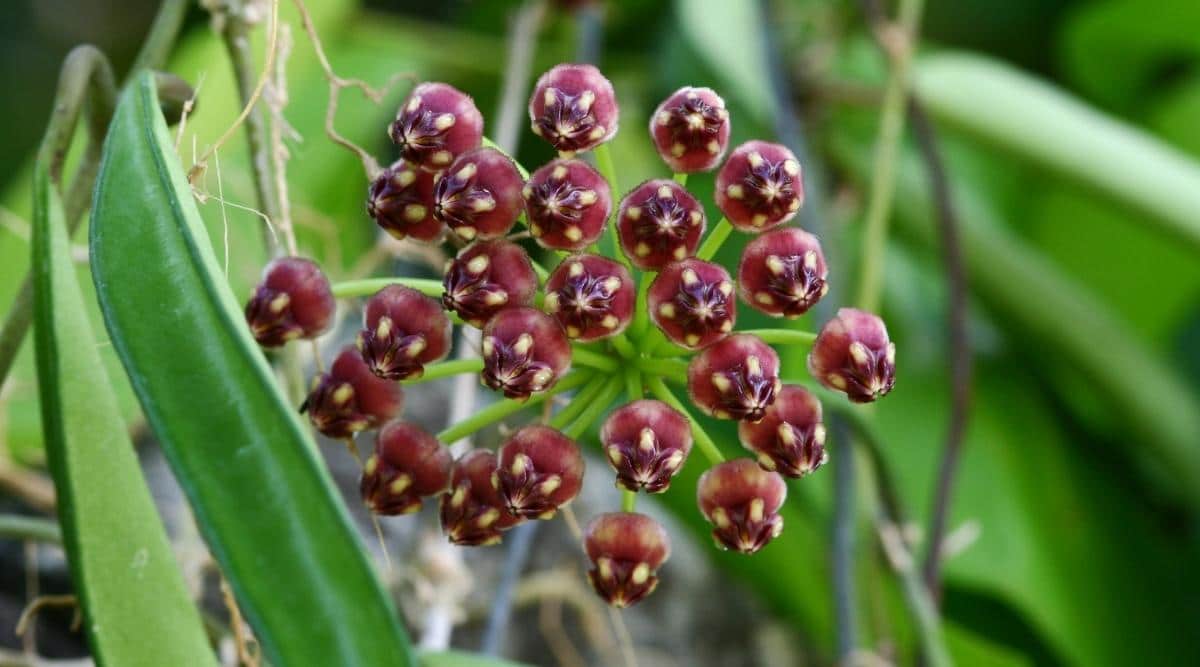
xmin=1 ymin=0 xmax=1199 ymax=665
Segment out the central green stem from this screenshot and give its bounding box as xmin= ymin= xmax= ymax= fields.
xmin=696 ymin=217 xmax=733 ymax=261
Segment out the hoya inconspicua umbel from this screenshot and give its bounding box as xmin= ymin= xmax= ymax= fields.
xmin=495 ymin=425 xmax=585 ymax=519
xmin=481 ymin=307 xmax=572 ymax=400
xmin=245 ymin=257 xmax=334 ymax=347
xmin=697 ymin=459 xmax=787 ymax=554
xmin=522 ymin=158 xmax=612 ymax=251
xmin=600 ymin=399 xmax=692 ymax=493
xmin=738 ymin=227 xmax=828 ymax=318
xmin=808 ymin=308 xmax=896 ymax=403
xmin=433 ymin=147 xmax=525 ymax=241
xmin=440 ymin=450 xmax=523 ymax=546
xmin=389 ymin=82 xmax=483 ymax=171
xmin=543 ymin=254 xmax=635 ymax=341
xmin=616 ymin=179 xmax=706 ymax=271
xmin=648 ymin=258 xmax=736 ymax=350
xmin=529 ymin=63 xmax=619 ymax=155
xmin=738 ymin=385 xmax=826 ymax=477
xmin=585 ymin=512 xmax=671 ymax=608
xmin=357 ymin=285 xmax=451 ymax=381
xmin=441 ymin=240 xmax=539 ymax=328
xmin=649 ymin=86 xmax=731 ymax=173
xmin=687 ymin=334 xmax=781 ymax=422
xmin=366 ymin=160 xmax=442 ymax=243
xmin=715 ymin=140 xmax=804 ymax=232
xmin=304 ymin=346 xmax=404 ymax=440
xmin=360 ymin=421 xmax=452 ymax=515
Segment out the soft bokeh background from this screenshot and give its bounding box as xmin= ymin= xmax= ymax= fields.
xmin=2 ymin=0 xmax=1199 ymax=665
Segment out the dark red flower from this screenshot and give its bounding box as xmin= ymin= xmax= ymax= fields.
xmin=715 ymin=140 xmax=803 ymax=232
xmin=600 ymin=399 xmax=692 ymax=493
xmin=529 ymin=64 xmax=619 ymax=154
xmin=738 ymin=385 xmax=826 ymax=477
xmin=543 ymin=255 xmax=635 ymax=341
xmin=616 ymin=179 xmax=706 ymax=271
xmin=522 ymin=159 xmax=612 ymax=251
xmin=495 ymin=425 xmax=585 ymax=519
xmin=648 ymin=258 xmax=735 ymax=350
xmin=360 ymin=421 xmax=452 ymax=515
xmin=697 ymin=459 xmax=787 ymax=554
xmin=245 ymin=257 xmax=335 ymax=347
xmin=304 ymin=346 xmax=404 ymax=439
xmin=481 ymin=307 xmax=572 ymax=400
xmin=808 ymin=308 xmax=895 ymax=403
xmin=440 ymin=450 xmax=524 ymax=546
xmin=389 ymin=82 xmax=483 ymax=172
xmin=366 ymin=160 xmax=442 ymax=242
xmin=357 ymin=285 xmax=451 ymax=381
xmin=649 ymin=86 xmax=730 ymax=173
xmin=585 ymin=512 xmax=671 ymax=607
xmin=738 ymin=228 xmax=827 ymax=318
xmin=687 ymin=334 xmax=780 ymax=422
xmin=442 ymin=240 xmax=539 ymax=328
xmin=433 ymin=148 xmax=525 ymax=241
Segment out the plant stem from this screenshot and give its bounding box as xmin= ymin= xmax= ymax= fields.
xmin=128 ymin=0 xmax=191 ymax=80
xmin=621 ymin=490 xmax=636 ymax=512
xmin=492 ymin=0 xmax=547 ymax=154
xmin=672 ymin=173 xmax=688 ymax=186
xmin=623 ymin=365 xmax=642 ymax=402
xmin=436 ymin=372 xmax=592 ymax=444
xmin=636 ymin=357 xmax=688 ymax=379
xmin=740 ymin=328 xmax=817 ymax=347
xmin=609 ymin=333 xmax=636 ymax=359
xmin=564 ymin=376 xmax=622 ymax=439
xmin=0 ymin=515 xmax=62 ymax=545
xmin=646 ymin=377 xmax=723 ymax=464
xmin=331 ymin=277 xmax=444 ymax=299
xmin=402 ymin=358 xmax=483 ymax=384
xmin=695 ymin=217 xmax=733 ymax=261
xmin=548 ymin=378 xmax=608 ymax=430
xmin=572 ymin=348 xmax=619 ymax=372
xmin=593 ymin=143 xmax=631 ymax=269
xmin=631 ymin=271 xmax=654 ymax=340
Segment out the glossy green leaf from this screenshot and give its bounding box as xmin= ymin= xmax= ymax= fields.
xmin=420 ymin=650 xmax=532 ymax=667
xmin=90 ymin=72 xmax=411 ymax=667
xmin=32 ymin=165 xmax=215 ymax=666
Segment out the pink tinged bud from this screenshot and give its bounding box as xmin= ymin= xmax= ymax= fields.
xmin=496 ymin=425 xmax=585 ymax=519
xmin=688 ymin=334 xmax=780 ymax=422
xmin=433 ymin=148 xmax=525 ymax=241
xmin=357 ymin=285 xmax=451 ymax=381
xmin=697 ymin=459 xmax=787 ymax=554
xmin=600 ymin=400 xmax=692 ymax=493
xmin=360 ymin=421 xmax=452 ymax=515
xmin=522 ymin=159 xmax=612 ymax=251
xmin=715 ymin=140 xmax=804 ymax=232
xmin=807 ymin=308 xmax=896 ymax=403
xmin=529 ymin=63 xmax=619 ymax=155
xmin=616 ymin=179 xmax=706 ymax=271
xmin=738 ymin=385 xmax=826 ymax=477
xmin=481 ymin=307 xmax=572 ymax=400
xmin=305 ymin=346 xmax=404 ymax=439
xmin=649 ymin=86 xmax=731 ymax=173
xmin=544 ymin=255 xmax=635 ymax=341
xmin=366 ymin=160 xmax=443 ymax=243
xmin=442 ymin=240 xmax=539 ymax=328
xmin=389 ymin=82 xmax=484 ymax=172
xmin=584 ymin=512 xmax=671 ymax=607
xmin=440 ymin=450 xmax=523 ymax=546
xmin=737 ymin=228 xmax=828 ymax=318
xmin=648 ymin=258 xmax=735 ymax=350
xmin=245 ymin=257 xmax=335 ymax=347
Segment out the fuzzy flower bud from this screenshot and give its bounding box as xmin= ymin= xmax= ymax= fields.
xmin=543 ymin=255 xmax=635 ymax=341
xmin=688 ymin=334 xmax=780 ymax=422
xmin=585 ymin=512 xmax=671 ymax=607
xmin=360 ymin=421 xmax=452 ymax=515
xmin=648 ymin=258 xmax=735 ymax=350
xmin=245 ymin=257 xmax=335 ymax=347
xmin=442 ymin=240 xmax=539 ymax=328
xmin=434 ymin=148 xmax=525 ymax=241
xmin=358 ymin=286 xmax=451 ymax=381
xmin=496 ymin=425 xmax=585 ymax=519
xmin=738 ymin=228 xmax=827 ymax=318
xmin=529 ymin=64 xmax=619 ymax=155
xmin=366 ymin=160 xmax=443 ymax=242
xmin=738 ymin=385 xmax=826 ymax=477
xmin=522 ymin=159 xmax=612 ymax=251
xmin=616 ymin=179 xmax=706 ymax=271
xmin=649 ymin=86 xmax=730 ymax=173
xmin=389 ymin=82 xmax=483 ymax=171
xmin=481 ymin=307 xmax=572 ymax=400
xmin=600 ymin=400 xmax=692 ymax=493
xmin=697 ymin=459 xmax=787 ymax=554
xmin=304 ymin=346 xmax=404 ymax=439
xmin=808 ymin=308 xmax=896 ymax=403
xmin=715 ymin=140 xmax=803 ymax=232
xmin=440 ymin=450 xmax=523 ymax=546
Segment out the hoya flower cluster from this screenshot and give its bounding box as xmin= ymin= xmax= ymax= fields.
xmin=244 ymin=63 xmax=895 ymax=608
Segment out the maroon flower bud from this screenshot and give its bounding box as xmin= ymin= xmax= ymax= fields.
xmin=529 ymin=63 xmax=619 ymax=155
xmin=715 ymin=141 xmax=803 ymax=232
xmin=245 ymin=257 xmax=335 ymax=348
xmin=522 ymin=159 xmax=612 ymax=251
xmin=495 ymin=425 xmax=585 ymax=519
xmin=649 ymin=86 xmax=730 ymax=173
xmin=808 ymin=308 xmax=896 ymax=403
xmin=366 ymin=160 xmax=442 ymax=243
xmin=600 ymin=400 xmax=692 ymax=493
xmin=441 ymin=450 xmax=524 ymax=546
xmin=442 ymin=240 xmax=539 ymax=327
xmin=584 ymin=512 xmax=671 ymax=607
xmin=389 ymin=82 xmax=484 ymax=172
xmin=697 ymin=459 xmax=787 ymax=554
xmin=737 ymin=228 xmax=827 ymax=318
xmin=616 ymin=179 xmax=706 ymax=271
xmin=481 ymin=307 xmax=572 ymax=400
xmin=360 ymin=421 xmax=452 ymax=515
xmin=433 ymin=148 xmax=525 ymax=241
xmin=543 ymin=255 xmax=635 ymax=341
xmin=305 ymin=346 xmax=404 ymax=439
xmin=688 ymin=334 xmax=780 ymax=422
xmin=648 ymin=258 xmax=735 ymax=350
xmin=738 ymin=385 xmax=826 ymax=477
xmin=358 ymin=285 xmax=451 ymax=381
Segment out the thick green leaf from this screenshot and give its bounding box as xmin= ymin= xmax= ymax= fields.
xmin=32 ymin=165 xmax=215 ymax=666
xmin=420 ymin=650 xmax=532 ymax=667
xmin=90 ymin=72 xmax=411 ymax=667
